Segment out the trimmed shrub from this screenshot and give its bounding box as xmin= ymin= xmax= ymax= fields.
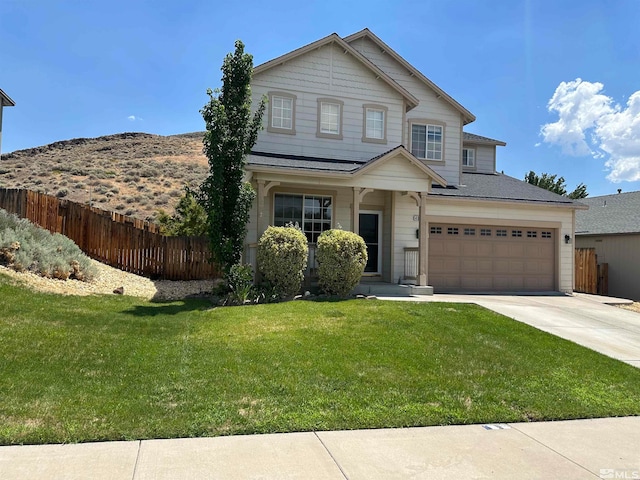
xmin=0 ymin=209 xmax=96 ymax=281
xmin=316 ymin=229 xmax=367 ymax=297
xmin=257 ymin=225 xmax=308 ymax=298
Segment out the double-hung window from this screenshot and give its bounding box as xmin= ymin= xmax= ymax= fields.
xmin=410 ymin=122 xmax=443 ymax=161
xmin=273 ymin=193 xmax=332 ymax=243
xmin=362 ymin=104 xmax=387 ymax=143
xmin=317 ymin=98 xmax=343 ymax=139
xmin=268 ymin=92 xmax=296 ymax=134
xmin=462 ymin=148 xmax=475 ymax=168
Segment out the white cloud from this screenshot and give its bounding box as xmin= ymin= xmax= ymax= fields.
xmin=534 ymin=142 xmax=541 ymax=147
xmin=127 ymin=115 xmax=143 ymax=122
xmin=540 ymin=79 xmax=640 ymax=182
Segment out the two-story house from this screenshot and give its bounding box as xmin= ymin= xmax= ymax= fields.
xmin=0 ymin=88 xmax=16 ymax=156
xmin=243 ymin=29 xmax=582 ymax=293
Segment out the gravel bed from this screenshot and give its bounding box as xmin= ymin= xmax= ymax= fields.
xmin=0 ymin=259 xmax=216 ymax=301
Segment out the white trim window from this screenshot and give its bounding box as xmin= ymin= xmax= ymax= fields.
xmin=320 ymin=102 xmax=340 ymax=134
xmin=366 ymin=109 xmax=384 ymax=139
xmin=274 ymin=193 xmax=332 ymax=243
xmin=316 ymin=98 xmax=343 ymax=139
xmin=268 ymin=92 xmax=296 ymax=134
xmin=411 ymin=124 xmax=443 ymax=160
xmin=462 ymin=148 xmax=475 ymax=167
xmin=272 ymin=96 xmax=293 ymax=129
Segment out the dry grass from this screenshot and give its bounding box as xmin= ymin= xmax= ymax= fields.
xmin=0 ymin=132 xmax=209 ymax=222
xmin=619 ymin=303 xmax=640 ymax=313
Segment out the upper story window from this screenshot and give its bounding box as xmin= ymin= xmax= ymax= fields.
xmin=267 ymin=92 xmax=296 ymax=135
xmin=362 ymin=104 xmax=388 ymax=144
xmin=317 ymin=98 xmax=343 ymax=139
xmin=462 ymin=148 xmax=475 ymax=168
xmin=410 ymin=121 xmax=443 ymax=161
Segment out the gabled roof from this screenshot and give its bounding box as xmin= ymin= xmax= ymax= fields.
xmin=0 ymin=89 xmax=15 ymax=107
xmin=247 ymin=145 xmax=446 ymax=187
xmin=463 ymin=132 xmax=506 ymax=146
xmin=253 ymin=33 xmax=420 ymax=110
xmin=430 ymin=172 xmax=586 ymax=208
xmin=343 ymin=28 xmax=476 ymax=125
xmin=576 ymin=191 xmax=640 ymax=235
xmin=356 ymin=145 xmax=447 ymax=186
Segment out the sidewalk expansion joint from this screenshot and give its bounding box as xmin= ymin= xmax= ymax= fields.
xmin=509 ymin=425 xmax=601 ymax=478
xmin=131 ymin=440 xmax=142 ymax=480
xmin=314 ymin=432 xmax=349 ymax=480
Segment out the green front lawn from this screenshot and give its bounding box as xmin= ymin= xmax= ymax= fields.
xmin=1 ymin=273 xmax=639 ymax=445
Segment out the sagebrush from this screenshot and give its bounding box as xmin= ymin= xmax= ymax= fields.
xmin=0 ymin=209 xmax=96 ymax=281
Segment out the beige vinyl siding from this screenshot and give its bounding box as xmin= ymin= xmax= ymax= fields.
xmin=252 ymin=43 xmax=404 ymax=161
xmin=463 ymin=144 xmax=495 ymax=173
xmin=392 ymin=193 xmax=422 ymax=283
xmin=349 ymin=37 xmax=463 ymax=186
xmin=575 ymin=234 xmax=640 ymax=301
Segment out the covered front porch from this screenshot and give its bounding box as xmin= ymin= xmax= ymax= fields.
xmin=244 ymin=146 xmax=446 ymax=292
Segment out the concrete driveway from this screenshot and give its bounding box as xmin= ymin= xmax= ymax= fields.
xmin=390 ymin=292 xmax=640 ymax=368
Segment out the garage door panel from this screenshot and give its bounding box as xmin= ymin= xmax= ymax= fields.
xmin=461 ymin=259 xmax=478 ymax=271
xmin=461 ymin=243 xmax=478 ymax=256
xmin=429 ymin=223 xmax=555 ymax=292
xmin=443 ymin=243 xmax=462 ymax=256
xmin=477 ymin=260 xmax=492 ymax=273
xmin=507 ymin=244 xmax=525 ymax=257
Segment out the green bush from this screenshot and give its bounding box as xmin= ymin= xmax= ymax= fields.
xmin=316 ymin=229 xmax=367 ymax=297
xmin=225 ymin=263 xmax=254 ymax=305
xmin=257 ymin=225 xmax=308 ymax=298
xmin=0 ymin=209 xmax=96 ymax=281
xmin=157 ymin=188 xmax=208 ymax=236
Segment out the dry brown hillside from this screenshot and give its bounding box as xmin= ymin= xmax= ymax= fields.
xmin=0 ymin=132 xmax=209 ymax=221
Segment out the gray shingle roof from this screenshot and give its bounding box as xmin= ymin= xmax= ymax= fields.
xmin=576 ymin=191 xmax=640 ymax=235
xmin=463 ymin=132 xmax=506 ymax=146
xmin=430 ymin=172 xmax=580 ymax=206
xmin=248 ymin=151 xmax=365 ymax=173
xmin=249 ymin=152 xmax=580 ymax=207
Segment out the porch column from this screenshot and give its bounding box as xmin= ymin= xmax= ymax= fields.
xmin=353 ymin=187 xmax=360 ymax=234
xmin=257 ymin=179 xmax=280 ymax=238
xmin=418 ymin=192 xmax=428 ymax=286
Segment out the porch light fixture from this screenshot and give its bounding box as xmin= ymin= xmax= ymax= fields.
xmin=564 ymin=234 xmax=571 ymax=244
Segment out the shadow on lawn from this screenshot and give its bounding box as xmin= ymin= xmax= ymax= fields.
xmin=121 ymin=298 xmax=213 ymax=317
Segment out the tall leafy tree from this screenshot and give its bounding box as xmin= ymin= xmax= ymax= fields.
xmin=200 ymin=40 xmax=266 ymax=272
xmin=524 ymin=171 xmax=588 ymax=199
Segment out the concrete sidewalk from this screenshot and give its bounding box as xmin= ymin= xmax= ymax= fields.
xmin=1 ymin=417 xmax=638 ymax=479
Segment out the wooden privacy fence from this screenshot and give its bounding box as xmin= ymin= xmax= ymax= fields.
xmin=0 ymin=188 xmax=219 ymax=280
xmin=575 ymin=248 xmax=608 ymax=295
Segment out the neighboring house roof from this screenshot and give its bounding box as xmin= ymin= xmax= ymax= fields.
xmin=343 ymin=28 xmax=476 ymax=125
xmin=247 ymin=145 xmax=447 ymax=187
xmin=463 ymin=132 xmax=506 ymax=146
xmin=253 ymin=33 xmax=420 ymax=110
xmin=576 ymin=191 xmax=640 ymax=235
xmin=0 ymin=89 xmax=15 ymax=107
xmin=430 ymin=172 xmax=585 ymax=207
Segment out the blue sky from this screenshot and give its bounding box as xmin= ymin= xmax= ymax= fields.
xmin=1 ymin=0 xmax=639 ymax=197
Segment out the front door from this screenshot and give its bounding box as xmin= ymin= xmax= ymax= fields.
xmin=359 ymin=211 xmax=382 ymax=274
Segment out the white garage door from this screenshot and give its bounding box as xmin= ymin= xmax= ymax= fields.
xmin=428 ymin=224 xmax=555 ymax=292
